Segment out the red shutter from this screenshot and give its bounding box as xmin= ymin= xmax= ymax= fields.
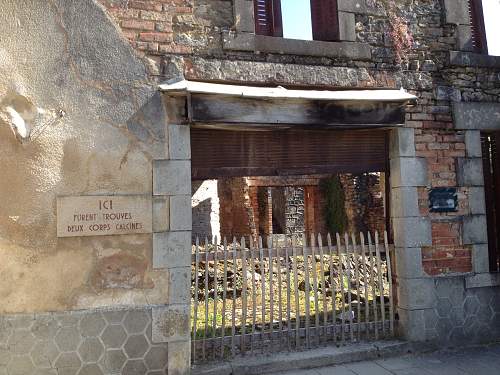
xmin=254 ymin=0 xmax=283 ymax=37
xmin=310 ymin=0 xmax=339 ymax=41
xmin=469 ymin=0 xmax=488 ymax=53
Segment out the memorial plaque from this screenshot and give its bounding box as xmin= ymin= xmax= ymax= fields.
xmin=57 ymin=195 xmax=152 ymax=237
xmin=429 ymin=188 xmax=458 ymax=213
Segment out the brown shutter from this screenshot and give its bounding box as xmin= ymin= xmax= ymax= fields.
xmin=469 ymin=0 xmax=488 ymax=53
xmin=191 ymin=128 xmax=388 ymax=180
xmin=254 ymin=0 xmax=283 ymax=37
xmin=310 ymin=0 xmax=339 ymax=41
xmin=481 ymin=132 xmax=500 ymax=272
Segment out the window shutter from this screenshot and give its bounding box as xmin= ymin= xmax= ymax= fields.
xmin=310 ymin=0 xmax=339 ymax=41
xmin=254 ymin=0 xmax=283 ymax=37
xmin=469 ymin=0 xmax=488 ymax=53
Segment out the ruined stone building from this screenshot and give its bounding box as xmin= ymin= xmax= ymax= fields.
xmin=0 ymin=0 xmax=500 ymax=374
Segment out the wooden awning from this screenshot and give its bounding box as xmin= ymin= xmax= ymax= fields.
xmin=159 ymin=79 xmax=417 ymax=129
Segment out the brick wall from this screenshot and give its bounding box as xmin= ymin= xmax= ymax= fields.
xmin=98 ymin=0 xmax=195 ymax=77
xmin=413 ymin=112 xmax=473 ymax=275
xmin=96 ymin=0 xmax=500 ymax=280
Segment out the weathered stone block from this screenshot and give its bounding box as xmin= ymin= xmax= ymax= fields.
xmin=153 ymin=231 xmax=191 ymax=269
xmin=170 ymin=195 xmax=192 ymax=231
xmin=465 ymin=130 xmax=482 ymax=158
xmin=435 ymin=86 xmax=462 ymax=102
xmin=338 ymin=12 xmax=356 ymax=42
xmin=398 ymin=308 xmax=427 ymax=341
xmin=222 ymin=31 xmax=255 ymax=51
xmin=392 ymin=217 xmax=432 ymax=248
xmin=444 ymin=0 xmax=470 ymax=24
xmin=463 ymin=215 xmax=488 ymax=245
xmin=390 ymin=127 xmax=416 ymax=159
xmin=152 ymin=305 xmax=190 ymax=343
xmin=168 ymin=340 xmax=191 ymax=375
xmin=153 ymin=160 xmax=191 ymax=196
xmin=457 ymin=158 xmax=484 ymax=187
xmin=254 ymin=35 xmax=372 ymax=60
xmin=469 ymin=187 xmax=486 ymax=215
xmin=457 ymin=25 xmax=474 ymax=52
xmin=453 ymin=102 xmax=500 ymax=130
xmin=390 ymin=157 xmax=428 ymax=188
xmin=168 ymin=124 xmax=191 ymax=160
xmin=449 ymin=51 xmax=500 ymax=68
xmin=390 ymin=187 xmax=419 ymax=218
xmin=234 ymin=0 xmax=254 ymax=32
xmin=472 ymin=244 xmax=490 ymax=274
xmin=153 ymin=196 xmax=170 ymax=233
xmin=397 ymin=278 xmax=435 ymax=310
xmin=394 ymin=247 xmax=423 ymax=279
xmin=466 ymin=273 xmax=500 ymax=289
xmin=169 ymin=267 xmax=191 ymax=305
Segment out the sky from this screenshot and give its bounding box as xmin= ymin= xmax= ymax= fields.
xmin=281 ymin=0 xmax=313 ymax=40
xmin=482 ymin=0 xmax=500 ymax=56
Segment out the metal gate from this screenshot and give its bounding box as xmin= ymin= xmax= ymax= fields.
xmin=191 ymin=231 xmax=395 ymax=363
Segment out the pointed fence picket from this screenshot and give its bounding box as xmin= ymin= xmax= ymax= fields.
xmin=191 ymin=231 xmax=394 ymax=363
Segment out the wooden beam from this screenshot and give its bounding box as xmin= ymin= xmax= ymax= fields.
xmin=190 ymin=94 xmax=406 ymax=127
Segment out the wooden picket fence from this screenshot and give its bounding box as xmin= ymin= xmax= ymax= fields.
xmin=191 ymin=231 xmax=394 ymax=363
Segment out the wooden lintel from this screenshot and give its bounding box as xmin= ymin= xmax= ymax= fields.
xmin=190 ymin=94 xmax=406 ymax=127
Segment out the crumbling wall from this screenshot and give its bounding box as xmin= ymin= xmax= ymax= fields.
xmin=0 ymin=0 xmax=167 ymax=314
xmin=340 ymin=173 xmax=386 ymax=236
xmin=218 ymin=177 xmax=256 ymax=239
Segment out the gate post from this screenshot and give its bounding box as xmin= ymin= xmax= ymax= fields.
xmin=152 ymin=103 xmax=192 ymax=374
xmin=389 ymin=127 xmax=434 ymax=341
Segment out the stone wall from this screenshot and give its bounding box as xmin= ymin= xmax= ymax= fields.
xmin=284 ymin=187 xmax=305 ymax=236
xmin=340 ymin=174 xmax=386 ymax=236
xmin=0 ymin=308 xmax=169 ymax=374
xmin=85 ymin=0 xmax=500 ymax=348
xmin=2 ymin=0 xmax=500 ymax=371
xmin=0 ymin=0 xmax=168 ymax=316
xmin=0 ymin=1 xmax=190 ymax=373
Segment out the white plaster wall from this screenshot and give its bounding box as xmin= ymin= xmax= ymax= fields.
xmin=0 ymin=0 xmax=168 ymax=313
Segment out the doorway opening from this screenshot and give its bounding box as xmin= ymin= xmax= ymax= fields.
xmin=190 ymin=128 xmax=394 ymax=362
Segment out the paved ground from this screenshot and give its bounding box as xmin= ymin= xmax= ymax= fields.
xmin=270 ymin=343 xmax=500 ymax=375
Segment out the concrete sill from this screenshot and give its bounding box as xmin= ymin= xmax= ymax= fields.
xmin=465 ymin=273 xmax=500 ymax=289
xmin=449 ymin=51 xmax=500 ymax=68
xmin=223 ymin=32 xmax=372 ymax=60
